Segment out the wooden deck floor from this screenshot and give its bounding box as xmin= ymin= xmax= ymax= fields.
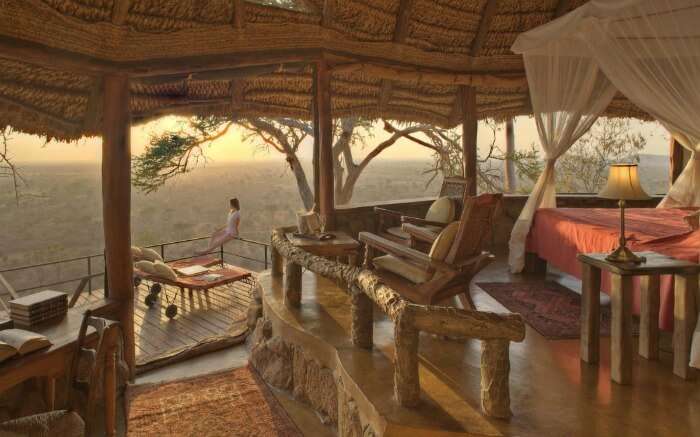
xmin=75 ymin=264 xmax=254 ymax=371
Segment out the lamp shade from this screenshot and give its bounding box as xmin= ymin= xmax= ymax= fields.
xmin=598 ymin=163 xmax=651 ymax=200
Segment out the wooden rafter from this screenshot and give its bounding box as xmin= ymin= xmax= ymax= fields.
xmin=230 ymin=78 xmax=245 ymax=109
xmin=112 ymin=0 xmax=130 ymax=25
xmin=393 ymin=0 xmax=415 ymax=43
xmin=322 ymin=0 xmax=334 ymax=28
xmin=554 ymin=0 xmax=571 ymax=18
xmin=378 ymin=80 xmax=393 ymax=112
xmin=470 ymin=0 xmax=498 ymax=57
xmin=83 ymin=77 xmax=103 ymax=131
xmin=233 ymin=0 xmax=246 ymax=29
xmin=134 ymin=63 xmax=308 ymax=85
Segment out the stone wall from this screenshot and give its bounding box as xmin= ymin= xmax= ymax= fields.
xmin=336 ymin=194 xmax=662 ymax=249
xmin=249 ymin=318 xmax=376 ymax=436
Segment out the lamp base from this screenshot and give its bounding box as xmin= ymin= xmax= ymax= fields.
xmin=605 ymin=245 xmax=646 ymax=264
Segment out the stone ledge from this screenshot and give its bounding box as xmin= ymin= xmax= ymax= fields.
xmin=250 ymin=271 xmax=503 ymax=437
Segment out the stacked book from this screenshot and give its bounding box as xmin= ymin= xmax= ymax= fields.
xmin=9 ymin=290 xmax=68 ymax=328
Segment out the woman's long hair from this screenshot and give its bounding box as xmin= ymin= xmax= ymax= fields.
xmin=230 ymin=198 xmax=240 ymax=211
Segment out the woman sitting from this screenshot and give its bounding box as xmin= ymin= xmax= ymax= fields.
xmin=197 ymin=198 xmax=241 ymax=255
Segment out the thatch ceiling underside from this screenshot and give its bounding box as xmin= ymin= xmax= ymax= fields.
xmin=0 ymin=0 xmax=651 ymax=140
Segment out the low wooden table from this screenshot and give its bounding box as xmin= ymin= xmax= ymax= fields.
xmin=283 ymin=231 xmax=361 ymax=307
xmin=577 ymin=252 xmax=699 ymax=384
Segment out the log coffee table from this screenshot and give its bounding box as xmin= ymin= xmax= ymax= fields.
xmin=577 ymin=252 xmax=699 ymax=384
xmin=283 ymin=231 xmax=361 ymax=307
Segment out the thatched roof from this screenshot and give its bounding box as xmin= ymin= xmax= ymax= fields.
xmin=0 ymin=0 xmax=650 ymax=140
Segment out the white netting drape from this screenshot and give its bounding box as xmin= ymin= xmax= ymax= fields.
xmin=507 ymin=43 xmax=616 ymax=273
xmin=510 ymin=0 xmax=700 ymax=367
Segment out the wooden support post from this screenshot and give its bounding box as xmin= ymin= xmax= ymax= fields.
xmin=610 ymin=274 xmax=634 ymax=385
xmin=394 ymin=316 xmax=420 ymax=407
xmin=639 ymin=275 xmax=660 ymax=360
xmin=673 ymin=273 xmax=697 ymax=380
xmin=480 ymin=339 xmax=512 ymax=419
xmin=314 ymin=59 xmax=335 ymax=229
xmin=271 ymin=245 xmax=284 ymax=277
xmin=351 ymin=290 xmax=373 ymax=349
xmin=283 ymin=259 xmax=302 ymax=308
xmin=461 ymin=86 xmax=477 ymax=196
xmin=670 ymin=137 xmax=685 ymax=185
xmin=104 ymin=349 xmax=117 ymax=437
xmin=312 ymin=64 xmax=321 ymax=213
xmin=101 ymin=73 xmax=135 ymax=376
xmin=580 ymin=263 xmax=601 ymax=363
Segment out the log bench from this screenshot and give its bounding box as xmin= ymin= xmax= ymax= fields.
xmin=270 ymin=227 xmax=526 ymax=418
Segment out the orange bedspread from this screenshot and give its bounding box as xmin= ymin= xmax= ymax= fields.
xmin=527 ymin=208 xmax=699 ymax=330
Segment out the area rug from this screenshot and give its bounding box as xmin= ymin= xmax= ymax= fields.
xmin=127 ymin=366 xmax=302 ymax=437
xmin=476 ymin=281 xmax=635 ymax=340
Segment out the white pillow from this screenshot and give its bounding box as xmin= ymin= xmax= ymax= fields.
xmin=428 ymin=221 xmax=460 ymax=261
xmin=425 ymin=197 xmax=455 ymax=223
xmin=152 ymin=261 xmax=177 ymax=281
xmin=134 ymin=260 xmax=156 ymax=275
xmin=139 ymin=247 xmax=163 ymax=262
xmin=131 ymin=246 xmax=143 ymax=261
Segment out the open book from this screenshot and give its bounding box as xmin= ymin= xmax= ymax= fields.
xmin=0 ymin=329 xmax=52 ymax=363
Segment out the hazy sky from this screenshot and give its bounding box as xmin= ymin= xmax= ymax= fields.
xmin=9 ymin=115 xmax=669 ymax=164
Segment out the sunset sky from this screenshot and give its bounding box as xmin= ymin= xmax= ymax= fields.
xmin=9 ymin=116 xmax=669 ymax=164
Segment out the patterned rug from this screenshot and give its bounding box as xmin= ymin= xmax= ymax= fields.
xmin=127 ymin=366 xmax=302 ymax=437
xmin=477 ymin=281 xmax=631 ymax=340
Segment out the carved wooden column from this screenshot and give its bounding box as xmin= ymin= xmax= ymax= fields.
xmin=284 ymin=259 xmax=302 ymax=307
xmin=101 ymin=73 xmax=135 ymax=376
xmin=350 ymin=288 xmax=373 ymax=349
xmin=271 ymin=244 xmax=284 ymax=278
xmin=314 ymin=59 xmax=335 ymax=229
xmin=394 ymin=315 xmax=420 ymax=406
xmin=461 ymin=85 xmax=478 ymax=196
xmin=480 ymin=339 xmax=512 ymax=418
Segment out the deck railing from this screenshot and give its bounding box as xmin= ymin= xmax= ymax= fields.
xmin=0 ymin=236 xmax=269 ymax=299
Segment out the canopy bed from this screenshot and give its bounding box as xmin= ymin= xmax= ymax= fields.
xmin=508 ymin=0 xmax=700 ymax=369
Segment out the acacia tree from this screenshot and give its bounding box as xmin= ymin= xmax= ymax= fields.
xmin=132 ymin=116 xmax=448 ymax=208
xmin=0 ymin=127 xmax=26 ymax=203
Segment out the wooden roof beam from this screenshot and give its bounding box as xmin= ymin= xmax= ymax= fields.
xmin=112 ymin=0 xmax=130 ymax=25
xmin=378 ymin=80 xmax=393 ymax=112
xmin=322 ymin=0 xmax=334 ymax=27
xmin=83 ymin=78 xmax=104 ymax=131
xmin=134 ymin=63 xmax=308 ymax=85
xmin=233 ymin=0 xmax=246 ymax=30
xmin=394 ymin=0 xmax=415 ymax=43
xmin=470 ymin=0 xmax=499 ymax=57
xmin=554 ymin=0 xmax=571 ymax=18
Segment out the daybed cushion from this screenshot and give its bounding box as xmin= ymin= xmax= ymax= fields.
xmin=425 ymin=197 xmax=455 ymax=224
xmin=134 ymin=260 xmax=156 ymax=275
xmin=152 ymin=261 xmax=177 ymax=281
xmin=372 ymin=255 xmax=431 ymax=284
xmin=131 ymin=246 xmax=143 ymax=260
xmin=139 ymin=247 xmax=163 ymax=262
xmin=428 ymin=221 xmax=460 ymax=261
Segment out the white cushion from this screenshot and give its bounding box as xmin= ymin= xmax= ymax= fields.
xmin=134 ymin=260 xmax=156 ymax=275
xmin=152 ymin=261 xmax=177 ymax=281
xmin=139 ymin=247 xmax=163 ymax=262
xmin=425 ymin=197 xmax=455 ymax=223
xmin=428 ymin=221 xmax=460 ymax=262
xmin=131 ymin=246 xmax=143 ymax=260
xmin=373 ymin=255 xmax=431 ymax=284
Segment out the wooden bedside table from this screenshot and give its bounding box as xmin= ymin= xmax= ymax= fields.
xmin=577 ymin=252 xmax=699 ymax=384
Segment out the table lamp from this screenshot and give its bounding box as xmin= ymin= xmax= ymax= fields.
xmin=598 ymin=163 xmax=651 ymax=264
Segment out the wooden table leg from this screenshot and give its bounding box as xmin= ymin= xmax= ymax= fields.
xmin=43 ymin=376 xmax=55 ymax=410
xmin=284 ymin=259 xmax=302 ymax=308
xmin=581 ymin=263 xmax=601 ymax=363
xmin=104 ymin=349 xmax=117 ymax=437
xmin=673 ymin=273 xmax=698 ymax=380
xmin=639 ymin=275 xmax=660 ymax=360
xmin=610 ymin=274 xmax=634 ymax=385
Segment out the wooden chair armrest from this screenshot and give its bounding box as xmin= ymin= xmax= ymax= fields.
xmin=401 ymin=223 xmax=439 ymax=244
xmin=452 ymin=252 xmax=495 ymax=272
xmin=359 ymin=232 xmax=432 ymax=267
xmin=373 ymin=207 xmax=404 ymax=219
xmin=400 ymin=216 xmax=447 ymax=228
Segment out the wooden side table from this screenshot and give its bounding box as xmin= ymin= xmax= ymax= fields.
xmin=282 ymin=231 xmax=361 ymax=307
xmin=577 ymin=252 xmax=699 ymax=384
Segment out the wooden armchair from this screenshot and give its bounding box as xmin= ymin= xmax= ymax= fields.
xmin=360 ymin=193 xmax=502 ymax=309
xmin=374 ymin=177 xmax=469 ymax=244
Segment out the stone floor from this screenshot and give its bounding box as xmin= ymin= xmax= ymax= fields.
xmin=115 ymin=256 xmax=698 ymax=436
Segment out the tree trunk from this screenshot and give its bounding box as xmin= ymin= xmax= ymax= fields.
xmin=504 ymin=118 xmax=517 ymax=193
xmin=287 ymin=152 xmax=314 ymax=211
